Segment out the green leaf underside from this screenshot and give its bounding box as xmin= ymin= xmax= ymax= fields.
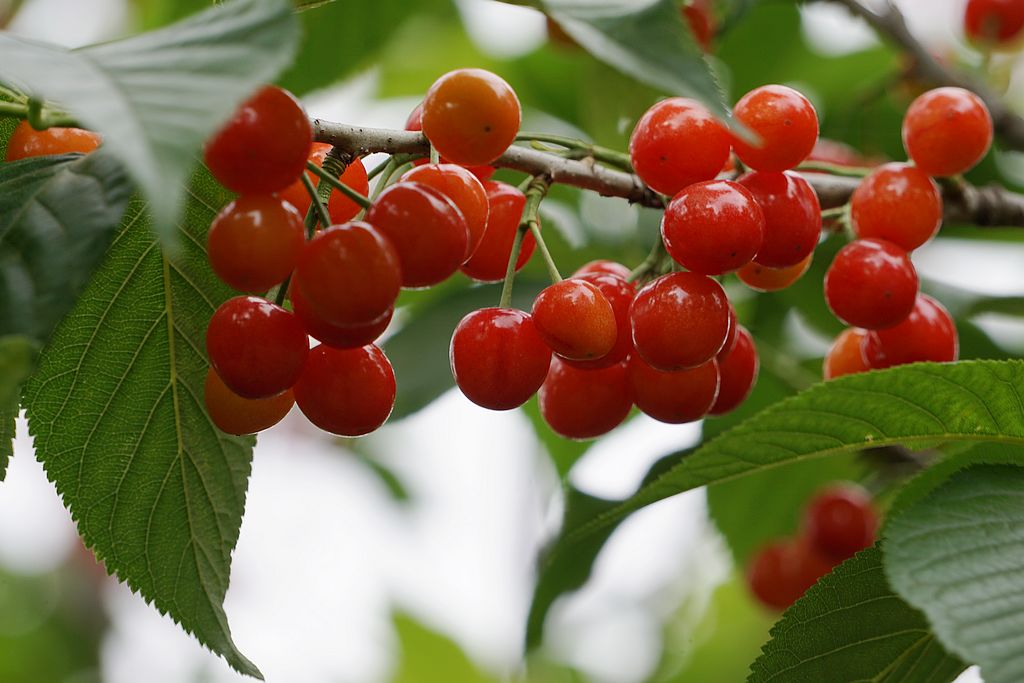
xmin=0 ymin=0 xmax=298 ymax=241
xmin=749 ymin=546 xmax=965 ymax=683
xmin=23 ymin=168 xmax=260 ymax=677
xmin=885 ymin=465 xmax=1024 ymax=683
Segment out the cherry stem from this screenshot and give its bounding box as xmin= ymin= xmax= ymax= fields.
xmin=516 ymin=131 xmax=633 ymax=171
xmin=306 ymin=160 xmax=372 ymax=209
xmin=523 ymin=175 xmax=560 ymax=283
xmin=429 ymin=144 xmax=440 ymax=165
xmin=0 ymin=98 xmax=76 ymax=128
xmin=796 ymin=161 xmax=873 ymax=178
xmin=628 ymin=237 xmax=667 ymax=283
xmin=273 ymin=278 xmax=290 ymax=307
xmin=367 ymin=153 xmax=415 ymax=181
xmin=301 ymin=172 xmax=331 ymax=227
xmin=498 ymin=226 xmax=528 ymax=309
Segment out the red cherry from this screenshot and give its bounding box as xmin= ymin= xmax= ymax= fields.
xmin=824 ymin=238 xmax=918 ymax=330
xmin=5 ymin=121 xmax=100 ymax=160
xmin=851 ymin=163 xmax=942 ymax=252
xmin=293 ymin=344 xmax=396 ymax=436
xmin=538 ymin=359 xmax=633 ymax=439
xmin=532 ymin=279 xmax=617 ymax=361
xmin=204 ymin=368 xmax=294 ymax=435
xmin=207 ymin=195 xmax=305 ymax=293
xmin=965 ymin=0 xmax=1024 ymax=45
xmin=630 ymin=272 xmax=731 ymax=371
xmin=747 ymin=538 xmax=834 ymax=611
xmin=206 ymin=296 xmax=309 ymax=399
xmin=405 ymin=104 xmax=495 ymax=180
xmin=564 ymin=271 xmax=636 ymax=370
xmin=804 ymin=484 xmax=877 ymax=561
xmin=294 ymin=221 xmax=402 ymax=326
xmin=710 ymin=325 xmax=758 ymax=415
xmin=278 ymin=143 xmax=370 ymax=224
xmin=682 ymin=0 xmax=715 ymax=52
xmin=204 ymin=85 xmax=313 ymax=195
xmin=365 ymin=181 xmax=469 ymax=288
xmin=574 ymin=260 xmax=632 ymax=280
xmin=450 ymin=308 xmax=552 ymax=410
xmin=721 ymin=304 xmax=739 ymax=357
xmin=401 ymin=163 xmax=489 ymax=259
xmin=290 ymin=284 xmax=392 ymax=349
xmin=629 ymin=98 xmax=731 ymax=196
xmin=460 ymin=181 xmax=536 ymax=282
xmin=902 ymin=87 xmax=993 ymax=177
xmin=823 ymin=328 xmax=871 ymax=380
xmin=731 ymin=85 xmax=819 ymax=172
xmin=628 ymin=356 xmax=719 ymax=424
xmin=862 ymin=294 xmax=958 ymax=368
xmin=738 ymin=253 xmax=813 ymax=292
xmin=737 ymin=171 xmax=821 ymax=268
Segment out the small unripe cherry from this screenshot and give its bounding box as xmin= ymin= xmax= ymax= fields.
xmin=851 ymin=163 xmax=942 ymax=251
xmin=207 ymin=195 xmax=305 ymax=293
xmin=862 ymin=294 xmax=958 ymax=368
xmin=824 ymin=239 xmax=918 ymax=330
xmin=902 ymin=87 xmax=993 ymax=177
xmin=803 ymin=484 xmax=877 ymax=561
xmin=5 ymin=120 xmax=101 ymax=160
xmin=731 ymin=84 xmax=819 ymax=172
xmin=532 ymin=279 xmax=617 ymax=361
xmin=737 ymin=171 xmax=821 ymax=268
xmin=293 ymin=344 xmax=396 ymax=436
xmin=538 ymin=359 xmax=633 ymax=439
xmin=823 ymin=328 xmax=871 ymax=380
xmin=628 ymin=356 xmax=719 ymax=424
xmin=204 ymin=368 xmax=294 ymax=435
xmin=710 ymin=325 xmax=758 ymax=415
xmin=738 ymin=253 xmax=812 ymax=292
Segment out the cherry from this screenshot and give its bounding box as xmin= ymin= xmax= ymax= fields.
xmin=206 ymin=296 xmax=308 ymax=399
xmin=401 ymin=163 xmax=489 ymax=259
xmin=824 ymin=238 xmax=918 ymax=330
xmin=965 ymin=0 xmax=1024 ymax=45
xmin=293 ymin=344 xmax=396 ymax=436
xmin=803 ymin=484 xmax=877 ymax=561
xmin=630 ymin=272 xmax=731 ymax=371
xmin=532 ymin=279 xmax=617 ymax=361
xmin=421 ymin=68 xmax=521 ymax=166
xmin=731 ymin=84 xmax=819 ymax=172
xmin=662 ymin=179 xmax=765 ymax=275
xmin=738 ymin=253 xmax=812 ymax=292
xmin=851 ymin=162 xmax=942 ymax=251
xmin=628 ymin=98 xmax=731 ymax=196
xmin=5 ymin=121 xmax=100 ymax=160
xmin=278 ymin=143 xmax=370 ymax=223
xmin=710 ymin=325 xmax=758 ymax=415
xmin=450 ymin=308 xmax=551 ymax=410
xmin=682 ymin=0 xmax=715 ymax=52
xmin=460 ymin=181 xmax=536 ymax=282
xmin=823 ymin=328 xmax=871 ymax=380
xmin=564 ymin=270 xmax=636 ymax=370
xmin=207 ymin=195 xmax=305 ymax=293
xmin=294 ymin=221 xmax=401 ymax=326
xmin=747 ymin=538 xmax=834 ymax=611
xmin=538 ymin=359 xmax=633 ymax=439
xmin=405 ymin=104 xmax=494 ymax=180
xmin=721 ymin=304 xmax=739 ymax=357
xmin=574 ymin=260 xmax=632 ymax=280
xmin=204 ymin=85 xmax=313 ymax=195
xmin=902 ymin=87 xmax=993 ymax=177
xmin=290 ymin=284 xmax=392 ymax=349
xmin=628 ymin=356 xmax=719 ymax=424
xmin=365 ymin=181 xmax=469 ymax=288
xmin=737 ymin=171 xmax=821 ymax=268
xmin=862 ymin=294 xmax=958 ymax=368
xmin=204 ymin=368 xmax=294 ymax=435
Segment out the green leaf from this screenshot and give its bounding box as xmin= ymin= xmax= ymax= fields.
xmin=391 ymin=613 xmax=498 ymax=683
xmin=0 ymin=0 xmax=299 ymax=241
xmin=885 ymin=464 xmax=1024 ymax=683
xmin=749 ymin=546 xmax=965 ymax=683
xmin=23 ymin=168 xmax=261 ymax=678
xmin=0 ymin=336 xmax=33 ymax=482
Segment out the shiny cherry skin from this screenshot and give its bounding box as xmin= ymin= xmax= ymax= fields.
xmin=902 ymin=87 xmax=993 ymax=177
xmin=628 ymin=356 xmax=719 ymax=424
xmin=710 ymin=325 xmax=758 ymax=415
xmin=747 ymin=538 xmax=835 ymax=611
xmin=205 ymin=296 xmax=309 ymax=399
xmin=204 ymin=368 xmax=294 ymax=435
xmin=401 ymin=163 xmax=489 ymax=259
xmin=278 ymin=143 xmax=370 ymax=223
xmin=682 ymin=0 xmax=715 ymax=52
xmin=630 ymin=272 xmax=731 ymax=371
xmin=365 ymin=181 xmax=469 ymax=288
xmin=574 ymin=260 xmax=632 ymax=280
xmin=737 ymin=171 xmax=821 ymax=268
xmin=804 ymin=484 xmax=877 ymax=561
xmin=662 ymin=179 xmax=765 ymax=275
xmin=863 ymin=294 xmax=958 ymax=368
xmin=629 ymin=97 xmax=732 ymax=196
xmin=421 ymin=68 xmax=521 ymax=166
xmin=450 ymin=308 xmax=552 ymax=411
xmin=731 ymin=84 xmax=819 ymax=172
xmin=965 ymin=0 xmax=1024 ymax=45
xmin=290 ymin=284 xmax=392 ymax=349
xmin=460 ymin=181 xmax=536 ymax=282
xmin=851 ymin=162 xmax=942 ymax=251
xmin=532 ymin=279 xmax=617 ymax=361
xmin=564 ymin=270 xmax=636 ymax=370
xmin=293 ymin=344 xmax=396 ymax=436
xmin=823 ymin=328 xmax=871 ymax=380
xmin=204 ymin=85 xmax=312 ymax=195
xmin=824 ymin=239 xmax=918 ymax=330
xmin=721 ymin=304 xmax=739 ymax=357
xmin=538 ymin=359 xmax=633 ymax=439
xmin=207 ymin=195 xmax=305 ymax=293
xmin=294 ymin=221 xmax=402 ymax=326
xmin=5 ymin=121 xmax=100 ymax=160
xmin=405 ymin=104 xmax=494 ymax=180
xmin=738 ymin=253 xmax=812 ymax=292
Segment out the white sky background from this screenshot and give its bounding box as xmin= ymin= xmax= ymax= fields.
xmin=0 ymin=1 xmax=1017 ymax=682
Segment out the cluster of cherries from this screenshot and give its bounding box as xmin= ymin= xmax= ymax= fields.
xmin=747 ymin=484 xmax=877 ymax=611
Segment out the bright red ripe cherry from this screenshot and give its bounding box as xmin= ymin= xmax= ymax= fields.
xmin=710 ymin=325 xmax=758 ymax=415
xmin=628 ymin=356 xmax=719 ymax=424
xmin=401 ymin=163 xmax=489 ymax=259
xmin=662 ymin=179 xmax=765 ymax=275
xmin=365 ymin=181 xmax=469 ymax=288
xmin=405 ymin=104 xmax=494 ymax=181
xmin=825 ymin=239 xmax=918 ymax=330
xmin=421 ymin=68 xmax=521 ymax=166
xmin=294 ymin=221 xmax=401 ymax=326
xmin=278 ymin=143 xmax=370 ymax=223
xmin=293 ymin=344 xmax=396 ymax=436
xmin=902 ymin=87 xmax=993 ymax=177
xmin=204 ymin=368 xmax=294 ymax=435
xmin=629 ymin=98 xmax=731 ymax=196
xmin=532 ymin=279 xmax=617 ymax=361
xmin=207 ymin=195 xmax=305 ymax=293
xmin=291 ymin=284 xmax=392 ymax=349
xmin=863 ymin=294 xmax=958 ymax=368
xmin=460 ymin=181 xmax=536 ymax=282
xmin=851 ymin=163 xmax=942 ymax=251
xmin=204 ymin=85 xmax=313 ymax=195
xmin=804 ymin=484 xmax=877 ymax=561
xmin=206 ymin=296 xmax=308 ymax=399
xmin=574 ymin=260 xmax=632 ymax=280
xmin=5 ymin=121 xmax=100 ymax=160
xmin=564 ymin=271 xmax=636 ymax=370
xmin=538 ymin=359 xmax=633 ymax=439
xmin=965 ymin=0 xmax=1024 ymax=45
xmin=731 ymin=85 xmax=819 ymax=172
xmin=748 ymin=538 xmax=834 ymax=611
xmin=823 ymin=328 xmax=871 ymax=380
xmin=450 ymin=308 xmax=552 ymax=410
xmin=737 ymin=171 xmax=821 ymax=268
xmin=738 ymin=253 xmax=812 ymax=292
xmin=630 ymin=272 xmax=731 ymax=371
